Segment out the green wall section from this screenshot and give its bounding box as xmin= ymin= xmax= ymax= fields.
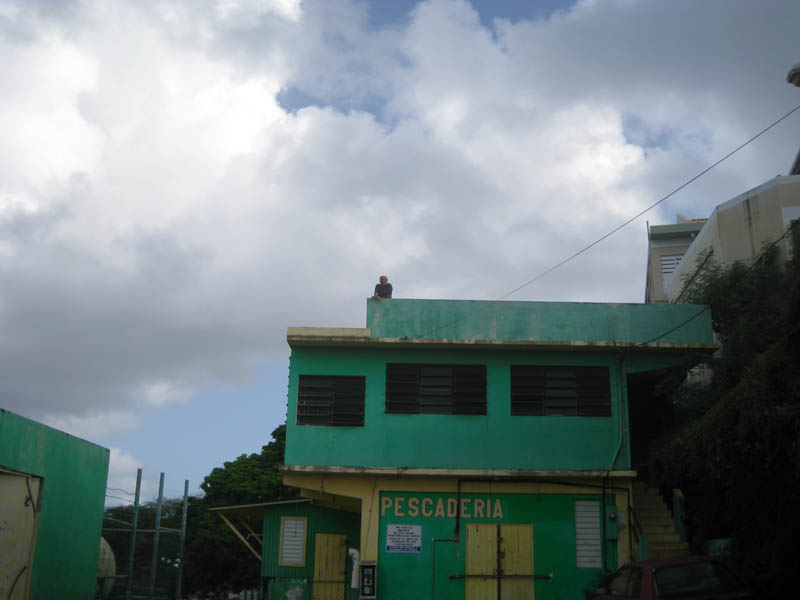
xmin=377 ymin=491 xmax=615 ymax=600
xmin=0 ymin=409 xmax=110 ymax=600
xmin=366 ymin=298 xmax=714 ymax=345
xmin=262 ymin=503 xmax=360 ymax=600
xmin=286 ymin=299 xmax=714 ymax=471
xmin=285 ymin=346 xmax=693 ymax=471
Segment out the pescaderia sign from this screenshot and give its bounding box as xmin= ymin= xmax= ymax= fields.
xmin=381 ymin=495 xmax=504 ymax=520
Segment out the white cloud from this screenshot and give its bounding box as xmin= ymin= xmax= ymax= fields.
xmin=41 ymin=411 xmax=142 ymax=441
xmin=104 ymin=447 xmax=149 ymax=507
xmin=1 ymin=0 xmax=799 ymax=435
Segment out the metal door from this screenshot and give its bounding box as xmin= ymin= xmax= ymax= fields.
xmin=0 ymin=471 xmax=42 ymax=600
xmin=465 ymin=523 xmax=533 ymax=600
xmin=312 ymin=533 xmax=347 ymax=600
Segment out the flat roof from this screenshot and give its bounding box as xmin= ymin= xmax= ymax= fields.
xmin=648 ymin=221 xmax=706 ymax=240
xmin=287 ymin=332 xmax=717 ymax=352
xmin=289 ymin=299 xmax=717 ymax=348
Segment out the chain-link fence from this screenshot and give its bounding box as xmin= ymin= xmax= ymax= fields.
xmin=100 ymin=470 xmax=189 ymax=600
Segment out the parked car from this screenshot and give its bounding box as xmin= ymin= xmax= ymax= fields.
xmin=592 ymin=555 xmax=759 ymax=599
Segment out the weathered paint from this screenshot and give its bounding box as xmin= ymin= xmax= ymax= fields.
xmin=281 ymin=473 xmax=631 ymax=570
xmin=285 ymin=300 xmax=714 ymax=473
xmin=376 ymin=491 xmax=616 ymax=600
xmin=365 ymin=299 xmax=714 ymax=345
xmin=0 ymin=409 xmax=110 ymax=600
xmin=285 ymin=345 xmax=694 ymax=472
xmin=280 ymin=299 xmax=709 ymax=599
xmin=313 ymin=533 xmax=347 ymax=600
xmin=262 ymin=503 xmax=360 ymax=600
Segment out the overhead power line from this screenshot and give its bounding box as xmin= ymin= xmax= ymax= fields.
xmin=637 ymin=218 xmax=800 ymax=346
xmin=499 ymin=102 xmax=800 ymax=300
xmin=415 ymin=102 xmax=800 ymax=339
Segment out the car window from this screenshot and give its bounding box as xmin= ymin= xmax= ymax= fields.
xmin=654 ymin=560 xmax=744 ymax=597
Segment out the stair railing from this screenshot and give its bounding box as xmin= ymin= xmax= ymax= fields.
xmin=627 ymin=502 xmax=647 ymax=561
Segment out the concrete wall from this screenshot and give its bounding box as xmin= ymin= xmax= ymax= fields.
xmin=366 ymin=298 xmax=715 ymax=345
xmin=668 ymin=175 xmax=800 ymax=302
xmin=645 ymin=222 xmax=705 ymax=303
xmin=282 ymin=473 xmax=633 ymax=600
xmin=0 ymin=409 xmax=109 ymax=600
xmin=285 ymin=344 xmax=704 ymax=473
xmin=285 ymin=300 xmax=714 ymax=472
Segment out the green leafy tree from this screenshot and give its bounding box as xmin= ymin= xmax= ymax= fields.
xmin=653 ymin=229 xmax=800 ymax=597
xmin=182 ymin=424 xmax=298 ymax=596
xmin=104 ymin=425 xmax=296 ymax=598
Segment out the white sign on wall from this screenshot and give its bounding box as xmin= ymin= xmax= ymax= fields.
xmin=386 ymin=524 xmax=422 ymax=554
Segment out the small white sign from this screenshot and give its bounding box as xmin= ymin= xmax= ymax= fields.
xmin=386 ymin=524 xmax=422 ymax=554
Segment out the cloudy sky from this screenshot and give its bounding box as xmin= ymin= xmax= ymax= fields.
xmin=1 ymin=0 xmax=799 ymax=502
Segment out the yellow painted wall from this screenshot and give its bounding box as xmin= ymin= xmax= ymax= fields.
xmin=283 ymin=472 xmax=632 ymax=567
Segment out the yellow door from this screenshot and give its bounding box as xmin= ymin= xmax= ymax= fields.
xmin=500 ymin=524 xmax=534 ymax=600
xmin=466 ymin=523 xmax=533 ymax=600
xmin=466 ymin=523 xmax=499 ymax=600
xmin=0 ymin=471 xmax=41 ymax=600
xmin=312 ymin=533 xmax=346 ymax=600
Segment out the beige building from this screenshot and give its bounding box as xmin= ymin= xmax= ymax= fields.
xmin=646 ymin=174 xmax=800 ymax=303
xmin=645 ymin=219 xmax=706 ymax=303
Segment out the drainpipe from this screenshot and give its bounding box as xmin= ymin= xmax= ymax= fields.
xmin=608 ymin=351 xmax=626 ymax=471
xmin=348 ymin=548 xmax=360 ymax=589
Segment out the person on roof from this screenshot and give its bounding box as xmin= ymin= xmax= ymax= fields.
xmin=372 ymin=275 xmax=393 ymax=300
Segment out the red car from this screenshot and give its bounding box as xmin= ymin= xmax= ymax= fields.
xmin=592 ymin=555 xmax=759 ymax=600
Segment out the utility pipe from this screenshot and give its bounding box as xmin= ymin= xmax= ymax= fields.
xmin=348 ymin=548 xmax=360 ymax=589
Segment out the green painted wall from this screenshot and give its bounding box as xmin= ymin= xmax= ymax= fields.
xmin=262 ymin=503 xmax=360 ymax=600
xmin=377 ymin=491 xmax=615 ymax=600
xmin=366 ymin=299 xmax=714 ymax=345
xmin=285 ymin=345 xmax=695 ymax=471
xmin=286 ymin=300 xmax=713 ymax=471
xmin=0 ymin=409 xmax=110 ymax=600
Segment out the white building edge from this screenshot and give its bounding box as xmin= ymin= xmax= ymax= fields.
xmin=659 ymin=175 xmax=800 ymax=303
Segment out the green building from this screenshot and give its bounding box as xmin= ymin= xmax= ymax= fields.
xmin=277 ymin=298 xmax=715 ymax=600
xmin=0 ymin=409 xmax=110 ymax=600
xmin=212 ymin=499 xmax=361 ymax=600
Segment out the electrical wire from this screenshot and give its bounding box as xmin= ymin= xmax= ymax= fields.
xmin=637 ymin=218 xmax=800 ymax=346
xmin=414 ymin=102 xmax=800 ymax=339
xmin=499 ymin=102 xmax=800 ymax=300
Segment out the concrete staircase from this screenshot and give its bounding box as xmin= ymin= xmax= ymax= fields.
xmin=632 ymin=482 xmax=689 ymax=559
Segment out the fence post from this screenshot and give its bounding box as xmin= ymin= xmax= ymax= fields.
xmin=176 ymin=479 xmax=189 ymax=600
xmin=149 ymin=473 xmax=165 ymax=599
xmin=126 ymin=468 xmax=142 ymax=600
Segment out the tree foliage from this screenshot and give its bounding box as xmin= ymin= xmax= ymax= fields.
xmin=103 ymin=498 xmax=186 ymax=598
xmin=182 ymin=424 xmax=298 ymax=596
xmin=653 ymin=230 xmax=800 ymax=597
xmin=104 ymin=424 xmax=296 ymax=598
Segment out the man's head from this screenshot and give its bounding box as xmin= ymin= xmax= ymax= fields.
xmin=379 ymin=275 xmax=388 ymax=284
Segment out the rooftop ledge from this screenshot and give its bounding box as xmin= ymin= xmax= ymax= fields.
xmin=286 ymin=328 xmax=717 ymax=352
xmin=281 ymin=464 xmax=637 ymax=479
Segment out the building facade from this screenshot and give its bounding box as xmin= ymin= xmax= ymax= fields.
xmin=280 ymin=299 xmax=715 ymax=600
xmin=645 ymin=219 xmax=706 ymax=303
xmin=647 ymin=175 xmax=800 ymax=304
xmin=0 ymin=409 xmax=110 ymax=600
